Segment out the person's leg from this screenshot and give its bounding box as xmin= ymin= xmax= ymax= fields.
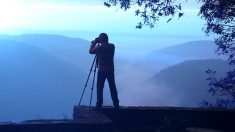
xmin=96 ymin=70 xmax=106 ymax=107
xmin=107 ymin=71 xmax=119 ymax=108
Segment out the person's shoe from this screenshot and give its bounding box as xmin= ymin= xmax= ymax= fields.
xmin=95 ymin=105 xmax=102 ymax=110
xmin=114 ymin=105 xmax=119 ymax=110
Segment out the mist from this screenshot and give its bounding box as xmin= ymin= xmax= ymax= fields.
xmin=0 ymin=32 xmax=231 ymax=122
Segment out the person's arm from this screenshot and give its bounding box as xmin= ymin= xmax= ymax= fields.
xmin=89 ymin=41 xmax=100 ymax=54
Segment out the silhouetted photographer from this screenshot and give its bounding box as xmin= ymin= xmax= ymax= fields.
xmin=89 ymin=33 xmax=119 ymax=109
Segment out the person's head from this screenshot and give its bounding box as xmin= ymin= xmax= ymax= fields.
xmin=99 ymin=33 xmax=109 ymax=44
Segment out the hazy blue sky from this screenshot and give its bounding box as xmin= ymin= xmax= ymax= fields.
xmin=0 ymin=0 xmax=214 ymax=58
xmin=1 ymin=0 xmax=205 ymax=34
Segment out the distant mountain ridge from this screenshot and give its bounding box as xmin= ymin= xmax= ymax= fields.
xmin=0 ymin=34 xmax=92 ymax=71
xmin=0 ymin=39 xmax=89 ymax=121
xmin=137 ymin=40 xmax=225 ymax=72
xmin=150 ymin=59 xmax=233 ymax=107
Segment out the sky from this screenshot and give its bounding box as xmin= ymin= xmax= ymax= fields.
xmin=0 ymin=0 xmax=215 ymax=59
xmin=0 ymin=0 xmax=205 ymax=33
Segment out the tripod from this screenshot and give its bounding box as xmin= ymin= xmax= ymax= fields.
xmin=78 ymin=55 xmax=98 ymax=111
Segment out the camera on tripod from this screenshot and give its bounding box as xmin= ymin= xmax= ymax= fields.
xmin=94 ymin=37 xmax=100 ymax=43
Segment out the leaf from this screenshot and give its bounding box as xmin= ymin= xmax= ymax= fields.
xmin=149 ymin=23 xmax=154 ymax=28
xmin=104 ymin=2 xmax=111 ymax=8
xmin=167 ymin=18 xmax=172 ymax=23
xmin=137 ymin=0 xmax=142 ymax=6
xmin=179 ymin=3 xmax=182 ymax=10
xmin=145 ymin=3 xmax=148 ymax=9
xmin=166 ymin=0 xmax=170 ymax=4
xmin=136 ymin=22 xmax=142 ymax=29
xmin=178 ymin=12 xmax=184 ymax=18
xmin=158 ymin=12 xmax=163 ymax=16
xmin=135 ymin=9 xmax=140 ymax=16
xmin=152 ymin=0 xmax=159 ymax=3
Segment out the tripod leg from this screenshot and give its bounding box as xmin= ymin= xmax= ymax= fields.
xmin=78 ymin=55 xmax=97 ymax=106
xmin=89 ymin=59 xmax=98 ymax=111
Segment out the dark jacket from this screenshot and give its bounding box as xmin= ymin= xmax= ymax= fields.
xmin=89 ymin=43 xmax=115 ymax=71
